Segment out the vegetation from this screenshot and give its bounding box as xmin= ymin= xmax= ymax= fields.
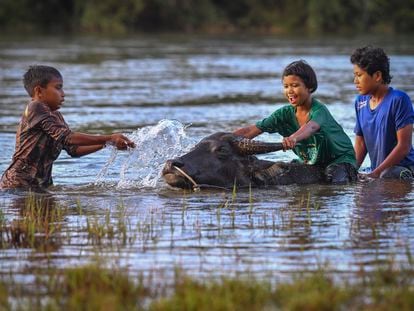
xmin=0 ymin=261 xmax=413 ymax=310
xmin=0 ymin=193 xmax=66 ymax=251
xmin=1 ymin=191 xmax=413 ymax=309
xmin=1 ymin=0 xmax=414 ymax=35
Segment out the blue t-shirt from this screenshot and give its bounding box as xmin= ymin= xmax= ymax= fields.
xmin=354 ymin=87 xmax=414 ymax=170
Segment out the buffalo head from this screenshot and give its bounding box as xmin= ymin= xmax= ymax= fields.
xmin=162 ymin=132 xmax=289 ymax=189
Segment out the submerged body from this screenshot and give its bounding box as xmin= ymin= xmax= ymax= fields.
xmin=351 ymin=46 xmax=414 ymax=179
xmin=0 ymin=65 xmax=135 ymax=190
xmin=233 ymin=60 xmax=357 ymax=184
xmin=162 ymin=132 xmax=332 ymax=190
xmin=0 ymin=101 xmax=76 ymax=189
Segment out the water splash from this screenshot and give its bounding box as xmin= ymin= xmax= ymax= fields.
xmin=94 ymin=145 xmax=118 ymax=184
xmin=95 ymin=119 xmax=195 ymax=189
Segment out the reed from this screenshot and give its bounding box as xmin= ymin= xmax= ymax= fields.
xmin=0 ymin=193 xmax=66 ymax=250
xmin=3 ymin=261 xmax=410 ymax=311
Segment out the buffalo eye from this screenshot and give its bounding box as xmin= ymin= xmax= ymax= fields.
xmin=215 ymin=146 xmax=231 ymax=160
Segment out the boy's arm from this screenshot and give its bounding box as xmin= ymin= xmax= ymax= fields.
xmin=233 ymin=125 xmax=263 ymax=139
xmin=36 ymin=108 xmax=135 ymax=151
xmin=72 ymin=145 xmax=105 ymax=157
xmin=283 ymin=121 xmax=320 ymax=149
xmin=369 ymin=124 xmax=413 ymax=178
xmin=68 ymin=132 xmax=135 ymax=150
xmin=354 ymin=135 xmax=367 ymax=169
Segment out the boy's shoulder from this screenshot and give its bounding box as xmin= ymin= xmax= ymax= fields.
xmin=388 ymin=87 xmax=411 ymax=101
xmin=355 ymin=94 xmax=370 ymax=101
xmin=27 ymin=100 xmax=51 ymax=111
xmin=23 ymin=100 xmax=63 ymax=126
xmin=273 ymin=104 xmax=294 ymax=115
xmin=310 ymin=98 xmax=329 ymax=112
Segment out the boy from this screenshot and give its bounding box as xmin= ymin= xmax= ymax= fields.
xmin=234 ymin=60 xmax=357 ymax=183
xmin=351 ymin=46 xmax=414 ymax=179
xmin=0 ymin=65 xmax=135 ymax=190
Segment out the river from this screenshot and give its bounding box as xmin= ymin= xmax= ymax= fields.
xmin=0 ymin=34 xmax=413 ymax=283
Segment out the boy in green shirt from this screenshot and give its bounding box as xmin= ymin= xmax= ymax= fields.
xmin=234 ymin=60 xmax=357 ymax=183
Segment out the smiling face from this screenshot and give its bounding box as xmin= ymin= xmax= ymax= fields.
xmin=282 ymin=75 xmax=312 ymax=108
xmin=35 ymin=77 xmax=65 ymax=111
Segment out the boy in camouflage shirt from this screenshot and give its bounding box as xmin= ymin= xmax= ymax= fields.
xmin=1 ymin=65 xmax=135 ymax=189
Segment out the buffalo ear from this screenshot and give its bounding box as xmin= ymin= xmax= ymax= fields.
xmin=220 ymin=133 xmax=239 ymax=142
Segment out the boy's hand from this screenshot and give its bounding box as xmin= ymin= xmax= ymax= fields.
xmin=110 ymin=133 xmax=136 ymax=150
xmin=358 ymin=172 xmax=376 ymax=182
xmin=282 ymin=136 xmax=297 ymax=150
xmin=365 ymin=171 xmax=380 ymax=178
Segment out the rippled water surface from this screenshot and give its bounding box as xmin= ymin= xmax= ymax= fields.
xmin=1 ymin=35 xmax=414 ymax=282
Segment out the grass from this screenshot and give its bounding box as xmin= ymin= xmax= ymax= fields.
xmin=0 ymin=194 xmax=138 ymax=250
xmin=0 ymin=261 xmax=413 ymax=311
xmin=0 ymin=189 xmax=325 ymax=251
xmin=85 ymin=202 xmax=132 ymax=246
xmin=0 ymin=193 xmax=66 ymax=250
xmin=1 ymin=190 xmax=413 ymax=310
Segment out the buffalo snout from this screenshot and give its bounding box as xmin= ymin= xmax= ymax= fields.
xmin=163 ymin=159 xmax=184 ymax=174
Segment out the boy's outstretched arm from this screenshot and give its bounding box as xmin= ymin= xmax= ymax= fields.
xmin=233 ymin=125 xmax=263 ymax=139
xmin=68 ymin=132 xmax=135 ymax=150
xmin=72 ymin=145 xmax=106 ymax=157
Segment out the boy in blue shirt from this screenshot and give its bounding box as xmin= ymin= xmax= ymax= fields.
xmin=234 ymin=60 xmax=357 ymax=183
xmin=351 ymin=46 xmax=414 ymax=179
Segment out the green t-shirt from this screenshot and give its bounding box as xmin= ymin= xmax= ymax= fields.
xmin=256 ymin=98 xmax=356 ymax=167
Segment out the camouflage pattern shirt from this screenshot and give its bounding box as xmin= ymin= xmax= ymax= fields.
xmin=0 ymin=101 xmax=77 ymax=189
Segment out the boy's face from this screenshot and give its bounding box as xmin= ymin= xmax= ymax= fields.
xmin=282 ymin=75 xmax=312 ymax=107
xmin=353 ymin=65 xmax=382 ymax=95
xmin=35 ymin=77 xmax=65 ymax=111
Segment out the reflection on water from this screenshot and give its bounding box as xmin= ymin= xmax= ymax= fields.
xmin=351 ymin=180 xmax=413 ymax=257
xmin=0 ymin=36 xmax=414 ymax=284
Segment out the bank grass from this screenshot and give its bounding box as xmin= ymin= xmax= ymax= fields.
xmin=1 ymin=259 xmax=414 ymax=311
xmin=53 ymin=264 xmax=150 ymax=311
xmin=1 ymin=263 xmax=151 ymax=311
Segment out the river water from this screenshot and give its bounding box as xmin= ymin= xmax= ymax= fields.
xmin=0 ymin=35 xmax=414 ymax=283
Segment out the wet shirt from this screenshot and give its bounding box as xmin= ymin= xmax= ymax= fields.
xmin=354 ymin=87 xmax=414 ymax=170
xmin=256 ymin=98 xmax=356 ymax=167
xmin=0 ymin=101 xmax=77 ymax=189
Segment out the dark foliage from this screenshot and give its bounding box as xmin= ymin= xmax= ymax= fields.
xmin=1 ymin=0 xmax=414 ymax=34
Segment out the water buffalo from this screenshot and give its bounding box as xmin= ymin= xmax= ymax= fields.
xmin=162 ymin=132 xmax=325 ymax=190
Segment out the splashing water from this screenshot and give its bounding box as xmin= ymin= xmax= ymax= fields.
xmin=95 ymin=119 xmax=195 ymax=189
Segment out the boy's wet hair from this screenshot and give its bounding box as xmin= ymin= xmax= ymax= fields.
xmin=282 ymin=60 xmax=318 ymax=93
xmin=23 ymin=65 xmax=62 ymax=97
xmin=350 ymin=46 xmax=392 ymax=84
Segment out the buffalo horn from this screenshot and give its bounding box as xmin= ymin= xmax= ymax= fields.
xmin=232 ymin=137 xmax=284 ymax=155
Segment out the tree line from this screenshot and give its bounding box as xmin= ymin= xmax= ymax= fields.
xmin=1 ymin=0 xmax=413 ymax=35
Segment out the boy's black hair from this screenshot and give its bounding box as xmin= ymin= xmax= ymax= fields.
xmin=350 ymin=46 xmax=392 ymax=84
xmin=23 ymin=65 xmax=62 ymax=97
xmin=282 ymin=60 xmax=318 ymax=93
